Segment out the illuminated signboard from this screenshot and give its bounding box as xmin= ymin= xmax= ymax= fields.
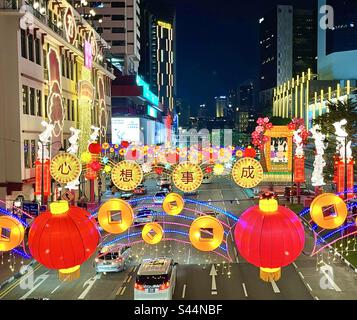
xmin=147 ymin=105 xmax=158 ymax=118
xmin=84 ymin=41 xmax=92 ymax=69
xmin=112 ymin=118 xmax=141 ymax=144
xmin=158 ymin=20 xmax=172 ymax=29
xmin=136 ymin=75 xmax=160 ymax=107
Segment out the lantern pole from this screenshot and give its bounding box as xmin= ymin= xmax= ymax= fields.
xmin=41 ymin=142 xmax=45 ymax=206
xmin=344 ymin=136 xmax=348 ymax=200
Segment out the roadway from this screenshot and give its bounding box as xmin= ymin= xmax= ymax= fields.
xmin=0 ymin=179 xmax=357 ymax=300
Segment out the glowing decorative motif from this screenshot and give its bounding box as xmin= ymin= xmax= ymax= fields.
xmin=333 ymin=119 xmax=352 ymax=162
xmin=172 ymin=162 xmax=203 ymax=192
xmin=65 ymin=127 xmax=81 ymax=190
xmin=189 ymin=216 xmax=224 ymax=252
xmin=81 ymin=152 xmax=92 ymax=163
xmin=310 ymin=125 xmax=327 ymax=187
xmin=162 ymin=193 xmax=184 ymax=216
xmin=111 ymin=160 xmax=143 ymax=191
xmin=0 ymin=216 xmax=25 ymax=252
xmin=37 ymin=121 xmax=54 ymax=160
xmin=50 ymin=153 xmax=81 ymax=184
xmin=232 ymin=158 xmax=263 ymax=188
xmin=213 ymin=164 xmax=225 ymax=176
xmin=142 ymin=163 xmax=152 ymax=174
xmin=142 ymin=222 xmax=164 ymax=245
xmin=98 ymin=199 xmax=134 ymax=234
xmin=310 ymin=193 xmax=348 ymax=229
xmin=64 ymin=6 xmax=77 ymax=45
xmin=104 ymin=165 xmax=111 ymax=173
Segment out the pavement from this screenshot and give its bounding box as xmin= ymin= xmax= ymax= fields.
xmin=0 ymin=179 xmax=357 ymax=300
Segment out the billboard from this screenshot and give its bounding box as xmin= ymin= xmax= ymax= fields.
xmin=112 ymin=118 xmax=141 ymax=144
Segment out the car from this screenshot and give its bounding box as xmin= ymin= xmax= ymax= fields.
xmin=134 ymin=184 xmax=147 ymax=195
xmin=160 ymin=183 xmax=172 ymax=193
xmin=94 ymin=245 xmax=131 ymax=273
xmin=200 ymin=210 xmax=217 ymax=217
xmin=184 ymin=190 xmax=198 ymax=196
xmin=154 ymin=191 xmax=168 ymax=204
xmin=157 ymin=178 xmax=171 ymax=187
xmin=134 ymin=208 xmax=157 ymax=226
xmin=284 ymin=186 xmax=313 ymax=199
xmin=134 ymin=258 xmax=177 ymax=300
xmin=120 ymin=193 xmax=133 ymax=201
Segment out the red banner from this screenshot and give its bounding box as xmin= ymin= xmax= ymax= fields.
xmin=294 ymin=156 xmax=305 ymax=183
xmin=35 ymin=160 xmax=51 ymax=196
xmin=336 ymin=160 xmax=354 ymax=199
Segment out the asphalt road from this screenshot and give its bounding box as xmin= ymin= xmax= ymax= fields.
xmin=1 ymin=179 xmax=356 ymax=300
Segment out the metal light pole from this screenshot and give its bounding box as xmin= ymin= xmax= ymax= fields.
xmin=344 ymin=136 xmax=348 ymax=200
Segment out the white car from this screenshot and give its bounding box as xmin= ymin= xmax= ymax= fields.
xmin=153 ymin=191 xmax=168 ymax=204
xmin=134 ymin=258 xmax=177 ymax=300
xmin=134 ymin=208 xmax=156 ymax=226
xmin=94 ymin=245 xmax=131 ymax=273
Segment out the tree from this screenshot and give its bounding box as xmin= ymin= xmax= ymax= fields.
xmin=270 ymin=116 xmax=292 ymax=126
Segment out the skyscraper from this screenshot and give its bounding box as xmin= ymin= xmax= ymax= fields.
xmin=259 ymin=5 xmax=317 ymax=110
xmin=215 ymin=96 xmax=228 ymax=118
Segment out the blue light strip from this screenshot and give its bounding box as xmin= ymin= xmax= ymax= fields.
xmin=0 ymin=207 xmax=29 ymax=228
xmin=12 ymin=248 xmax=31 ymax=260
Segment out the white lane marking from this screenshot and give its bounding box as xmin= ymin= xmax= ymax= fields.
xmin=233 ymin=247 xmax=238 ymax=256
xmin=120 ymin=286 xmax=126 ymax=295
xmin=315 ymin=296 xmax=319 ymax=300
xmin=293 ymin=262 xmax=298 ymax=268
xmin=322 ymin=262 xmax=342 ymax=292
xmin=236 ymin=256 xmax=240 ymax=263
xmin=78 ymin=274 xmax=101 ymax=300
xmin=127 ymin=275 xmax=132 ymax=283
xmin=306 ymin=283 xmax=313 ymax=291
xmin=50 ymin=285 xmax=61 ymax=295
xmin=19 ymin=272 xmax=50 ymax=300
xmin=242 ymin=283 xmax=248 ymax=297
xmin=298 ymin=272 xmax=305 ymax=279
xmin=211 ymin=291 xmax=217 ymax=295
xmin=181 ymin=284 xmax=186 ymax=299
xmin=116 ymin=286 xmax=123 ymax=296
xmin=210 ymin=264 xmax=218 ymax=293
xmin=271 ymin=280 xmax=280 ymax=293
xmin=187 ymin=248 xmax=191 ymax=264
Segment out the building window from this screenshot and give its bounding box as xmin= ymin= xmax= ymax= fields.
xmin=112 ymin=1 xmax=125 ymax=7
xmin=35 ymin=37 xmax=41 ymax=65
xmin=22 ymin=85 xmax=29 ymax=114
xmin=71 ymin=100 xmax=75 ymax=121
xmin=29 ymin=87 xmax=35 ymax=115
xmin=28 ymin=34 xmax=34 ymax=62
xmin=24 ymin=140 xmax=30 ymax=169
xmin=61 ymin=54 xmax=65 ymax=76
xmin=112 ymin=27 xmax=126 ymax=33
xmin=21 ymin=29 xmax=27 ymax=58
xmin=112 ymin=40 xmax=125 ymax=46
xmin=36 ymin=89 xmax=42 ymax=117
xmin=44 ymin=95 xmax=48 ymax=118
xmin=112 ymin=15 xmax=125 ymax=20
xmin=30 ymin=140 xmax=36 ymax=168
xmin=67 ymin=99 xmax=71 ymax=120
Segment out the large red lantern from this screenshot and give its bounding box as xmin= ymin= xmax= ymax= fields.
xmin=234 ymin=194 xmax=305 ymax=282
xmin=28 ymin=201 xmax=99 ymax=281
xmin=88 ymin=142 xmax=102 ymax=155
xmin=244 ymin=146 xmax=257 ymax=158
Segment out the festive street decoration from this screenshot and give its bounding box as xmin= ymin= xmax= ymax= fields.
xmin=97 ymin=199 xmax=134 ymax=234
xmin=189 ymin=216 xmax=224 ymax=252
xmin=234 ymin=194 xmax=305 ymax=282
xmin=162 ymin=193 xmax=184 ymax=216
xmin=213 ymin=163 xmax=225 ymax=176
xmin=35 ymin=159 xmax=51 ymax=196
xmin=251 ymin=117 xmax=273 ymax=149
xmin=28 ymin=201 xmax=99 ymax=281
xmin=243 ymin=146 xmax=257 ymax=158
xmin=310 ymin=125 xmax=327 ymax=187
xmin=310 ymin=193 xmax=348 ymax=230
xmin=232 ymin=158 xmax=264 ymax=188
xmin=111 ymin=160 xmax=143 ymax=191
xmin=172 ymin=162 xmax=204 ymax=192
xmin=64 ymin=6 xmax=77 ymax=45
xmin=0 ymin=216 xmax=25 ymax=252
xmin=50 ymin=153 xmax=82 ymax=184
xmin=142 ymin=222 xmax=164 ymax=245
xmin=37 ymin=121 xmax=54 ymax=161
xmin=65 ymin=127 xmax=81 ymax=190
xmin=88 ymin=142 xmax=102 ymax=155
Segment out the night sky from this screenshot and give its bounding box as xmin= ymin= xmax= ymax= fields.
xmin=164 ymin=0 xmax=314 ymax=114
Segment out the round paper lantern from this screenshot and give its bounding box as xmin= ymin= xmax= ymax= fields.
xmin=88 ymin=143 xmax=101 ymax=154
xmin=90 ymin=161 xmax=102 ymax=172
xmin=244 ymin=146 xmax=257 ymax=158
xmin=234 ymin=194 xmax=305 ymax=282
xmin=121 ymin=141 xmax=129 ymax=148
xmin=28 ymin=201 xmax=99 ymax=281
xmin=81 ymin=151 xmax=92 ymax=164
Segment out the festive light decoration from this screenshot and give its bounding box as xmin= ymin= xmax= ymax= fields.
xmin=232 ymin=158 xmax=264 ymax=188
xmin=28 ymin=201 xmax=99 ymax=281
xmin=172 ymin=162 xmax=204 ymax=192
xmin=102 ymin=142 xmax=110 ymax=150
xmin=162 ymin=193 xmax=184 ymax=216
xmin=80 ymin=151 xmax=92 ymax=164
xmin=142 ymin=163 xmax=152 ymax=174
xmin=50 ymin=153 xmax=82 ymax=184
xmin=65 ymin=127 xmax=81 ymax=190
xmin=35 ymin=159 xmax=51 ymax=196
xmin=111 ymin=160 xmax=143 ymax=191
xmin=121 ymin=141 xmax=130 ymax=149
xmin=37 ymin=121 xmax=54 ymax=161
xmin=310 ymin=125 xmax=327 ymax=187
xmin=64 ymin=6 xmax=77 ymax=45
xmin=189 ymin=216 xmax=224 ymax=252
xmin=310 ymin=193 xmax=348 ymax=229
xmin=243 ymin=146 xmax=257 ymax=158
xmin=97 ymin=199 xmax=134 ymax=234
xmin=252 ymin=117 xmax=273 ymax=149
xmin=142 ymin=222 xmax=164 ymax=245
xmin=213 ymin=164 xmax=225 ymax=176
xmin=103 ymin=165 xmax=111 ymax=173
xmin=88 ymin=142 xmax=102 ymax=155
xmin=234 ymin=194 xmax=305 ymax=282
xmin=236 ymin=149 xmax=244 ymax=158
xmin=0 ymin=216 xmax=25 ymax=252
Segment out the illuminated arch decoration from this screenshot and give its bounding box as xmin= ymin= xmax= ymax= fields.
xmin=64 ymin=6 xmax=77 ymax=45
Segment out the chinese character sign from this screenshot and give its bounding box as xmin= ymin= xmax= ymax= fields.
xmin=50 ymin=153 xmax=82 ymax=184
xmin=172 ymin=162 xmax=203 ymax=192
xmin=232 ymin=158 xmax=263 ymax=188
xmin=111 ymin=160 xmax=143 ymax=191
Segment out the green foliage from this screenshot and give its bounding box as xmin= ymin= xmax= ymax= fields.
xmin=270 ymin=116 xmax=292 ymax=126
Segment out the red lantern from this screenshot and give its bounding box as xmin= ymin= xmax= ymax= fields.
xmin=88 ymin=142 xmax=101 ymax=155
xmin=234 ymin=194 xmax=305 ymax=282
xmin=244 ymin=146 xmax=257 ymax=158
xmin=121 ymin=140 xmax=129 ymax=148
xmin=28 ymin=201 xmax=99 ymax=281
xmin=205 ymin=166 xmax=213 ymax=174
xmin=90 ymin=161 xmax=102 ymax=172
xmin=155 ymin=167 xmax=163 ymax=175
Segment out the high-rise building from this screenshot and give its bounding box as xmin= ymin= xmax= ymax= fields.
xmin=240 ymin=82 xmax=255 ymax=107
xmin=215 ymin=96 xmax=228 ymax=118
xmin=139 ymin=0 xmax=176 ymax=113
xmin=259 ymin=5 xmax=317 ymax=110
xmin=0 ymin=0 xmax=115 ymax=201
xmin=75 ymin=0 xmax=141 ymax=74
xmin=318 ymin=0 xmax=357 ymax=80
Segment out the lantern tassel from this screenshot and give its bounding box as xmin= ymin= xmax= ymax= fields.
xmin=59 ymin=265 xmax=80 ymax=282
xmin=260 ymin=267 xmax=281 ymax=282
